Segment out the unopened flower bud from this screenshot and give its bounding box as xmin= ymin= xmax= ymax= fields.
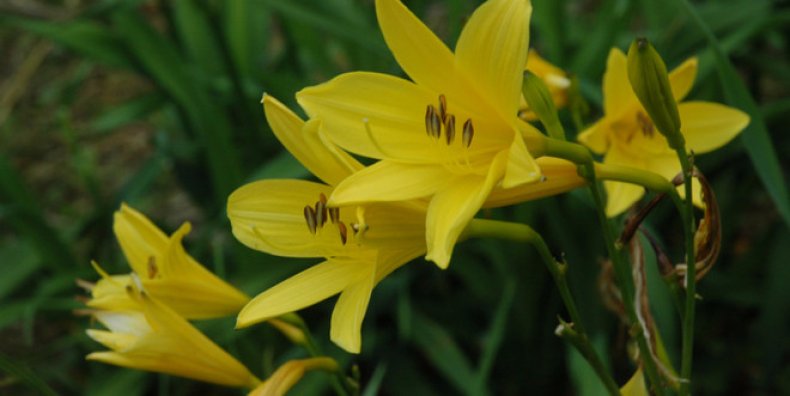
xmin=627 ymin=38 xmax=684 ymax=151
xmin=522 ymin=71 xmax=566 ymax=140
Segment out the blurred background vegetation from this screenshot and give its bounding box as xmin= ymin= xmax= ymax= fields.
xmin=0 ymin=0 xmax=788 ymax=394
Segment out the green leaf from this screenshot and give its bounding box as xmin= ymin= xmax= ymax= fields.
xmin=0 ymin=352 xmax=57 ymax=396
xmin=473 ymin=280 xmax=516 ymax=395
xmin=411 ymin=310 xmax=476 ymax=395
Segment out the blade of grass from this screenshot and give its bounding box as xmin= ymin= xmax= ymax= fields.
xmin=676 ymin=0 xmax=790 ymax=227
xmin=411 ymin=310 xmax=477 ymax=395
xmin=0 ymin=352 xmax=57 ymax=396
xmin=473 ymin=280 xmax=516 ymax=395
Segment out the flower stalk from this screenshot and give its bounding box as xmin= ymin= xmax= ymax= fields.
xmin=463 ymin=219 xmax=620 ymax=396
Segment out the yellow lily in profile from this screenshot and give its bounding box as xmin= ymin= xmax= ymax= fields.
xmin=86 ymin=283 xmax=260 ymax=389
xmin=520 ymin=50 xmax=571 ymax=120
xmin=578 ymin=48 xmax=749 ymax=216
xmin=229 ymin=96 xmax=583 ymax=353
xmin=297 ymin=0 xmax=548 ymax=268
xmin=87 ymin=204 xmax=249 ymax=319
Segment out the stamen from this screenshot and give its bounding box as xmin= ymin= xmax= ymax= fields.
xmin=444 ymin=114 xmax=456 ymax=145
xmin=462 ymin=119 xmax=475 ymax=148
xmin=328 ymin=207 xmax=340 ymax=224
xmin=319 ymin=193 xmax=327 ymax=205
xmin=303 ymin=205 xmax=317 ymax=234
xmin=147 ymin=256 xmax=158 ymax=279
xmin=337 ymin=221 xmax=348 ymax=245
xmin=315 ymin=200 xmax=327 ymax=228
xmin=425 ymin=105 xmax=442 ymax=139
xmin=636 ymin=112 xmax=655 ymax=137
xmin=438 ymin=94 xmax=447 ymax=122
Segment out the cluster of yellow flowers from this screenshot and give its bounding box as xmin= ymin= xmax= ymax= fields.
xmin=80 ymin=0 xmax=748 ymax=394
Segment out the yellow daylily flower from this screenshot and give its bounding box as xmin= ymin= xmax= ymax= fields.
xmin=248 ymin=357 xmax=338 ymax=396
xmin=578 ymin=48 xmax=749 ymax=216
xmin=230 ymin=96 xmax=427 ymax=353
xmin=89 ymin=204 xmax=249 ymax=319
xmin=520 ymin=50 xmax=571 ymax=120
xmin=229 ymin=96 xmax=583 ymax=353
xmin=86 ymin=284 xmax=260 ymax=389
xmin=296 ymin=0 xmax=548 ymax=268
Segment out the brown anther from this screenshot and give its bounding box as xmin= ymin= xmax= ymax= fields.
xmin=425 ymin=105 xmax=437 ymax=137
xmin=430 ymin=106 xmax=442 ymax=139
xmin=315 ymin=200 xmax=327 ymax=228
xmin=338 ymin=221 xmax=348 ymax=245
xmin=319 ymin=193 xmax=327 ymax=205
xmin=328 ymin=207 xmax=340 ymax=224
xmin=438 ymin=94 xmax=448 ymax=122
xmin=444 ymin=114 xmax=456 ymax=145
xmin=147 ymin=256 xmax=158 ymax=279
xmin=304 ymin=205 xmax=318 ymax=234
xmin=462 ymin=118 xmax=474 ymax=147
xmin=636 ymin=111 xmax=655 ymax=137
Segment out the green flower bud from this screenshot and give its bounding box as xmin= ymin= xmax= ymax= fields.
xmin=627 ymin=38 xmax=685 ymax=151
xmin=522 ymin=71 xmax=566 ymax=140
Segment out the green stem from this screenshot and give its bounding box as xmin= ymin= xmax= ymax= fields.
xmin=675 ymin=148 xmax=696 ymax=396
xmin=541 ymin=138 xmax=667 ymax=394
xmin=465 ymin=219 xmax=621 ymax=396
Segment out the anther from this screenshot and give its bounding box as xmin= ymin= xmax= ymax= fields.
xmin=444 ymin=114 xmax=456 ymax=145
xmin=147 ymin=256 xmax=158 ymax=279
xmin=319 ymin=193 xmax=327 ymax=205
xmin=315 ymin=200 xmax=327 ymax=228
xmin=438 ymin=94 xmax=447 ymax=122
xmin=328 ymin=207 xmax=340 ymax=224
xmin=338 ymin=221 xmax=348 ymax=245
xmin=425 ymin=105 xmax=436 ymax=137
xmin=462 ymin=119 xmax=475 ymax=148
xmin=636 ymin=112 xmax=655 ymax=137
xmin=303 ymin=205 xmax=318 ymax=234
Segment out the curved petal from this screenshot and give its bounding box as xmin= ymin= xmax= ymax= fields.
xmin=425 ymin=151 xmax=508 ymax=268
xmin=113 ymin=204 xmax=168 ymax=275
xmin=603 ymin=48 xmax=636 ymax=117
xmin=455 ymin=0 xmax=532 ymax=121
xmin=669 ymin=57 xmax=698 ymax=101
xmin=263 ymin=95 xmax=363 ymax=185
xmin=375 ymin=0 xmax=485 ymax=113
xmin=298 ymin=72 xmax=440 ymax=161
xmin=329 ymin=160 xmax=447 ymax=206
xmin=485 ymin=158 xmax=585 ymax=208
xmin=228 ymin=179 xmax=355 ymax=258
xmin=647 ymin=154 xmax=704 ymax=208
xmin=679 ymin=101 xmax=749 ymax=153
xmin=502 ymin=134 xmax=541 ymax=188
xmin=602 ymin=147 xmax=646 ymax=217
xmin=330 ymin=265 xmax=375 ymax=353
xmin=620 ymin=368 xmax=649 ymax=396
xmin=236 ymin=257 xmax=369 ymax=328
xmin=577 ymin=118 xmax=610 ymax=154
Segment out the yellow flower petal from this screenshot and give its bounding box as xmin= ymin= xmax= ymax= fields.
xmin=577 ymin=119 xmax=609 ymax=154
xmin=88 ymin=292 xmax=259 ymax=388
xmin=114 ymin=203 xmax=168 ymax=276
xmin=679 ymin=101 xmax=749 ymax=153
xmin=425 ymin=151 xmax=508 ymax=268
xmin=526 ymin=50 xmax=570 ymax=107
xmin=455 ymin=0 xmax=532 ymax=121
xmin=248 ymin=358 xmax=337 ymax=396
xmin=297 ymin=72 xmax=436 ymax=161
xmin=602 ymin=147 xmax=647 ymax=216
xmin=502 ymin=134 xmax=541 ymax=188
xmin=603 ymin=48 xmax=636 ymax=117
xmin=485 ymin=158 xmax=586 ymax=208
xmin=228 ymin=179 xmax=347 ymax=258
xmin=236 ymin=257 xmax=370 ymax=329
xmin=329 ymin=160 xmax=447 ymax=206
xmin=330 ymin=265 xmax=375 ymax=353
xmin=669 ymin=57 xmax=698 ymax=101
xmin=263 ymin=95 xmax=362 ymax=186
xmin=374 ymin=0 xmax=486 ymax=115
xmin=647 ymin=154 xmax=705 ymax=208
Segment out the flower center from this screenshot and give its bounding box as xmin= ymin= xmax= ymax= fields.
xmin=303 ymin=193 xmax=368 ymax=246
xmin=422 ymin=94 xmax=480 ymax=173
xmin=635 ymin=111 xmax=655 ymax=138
